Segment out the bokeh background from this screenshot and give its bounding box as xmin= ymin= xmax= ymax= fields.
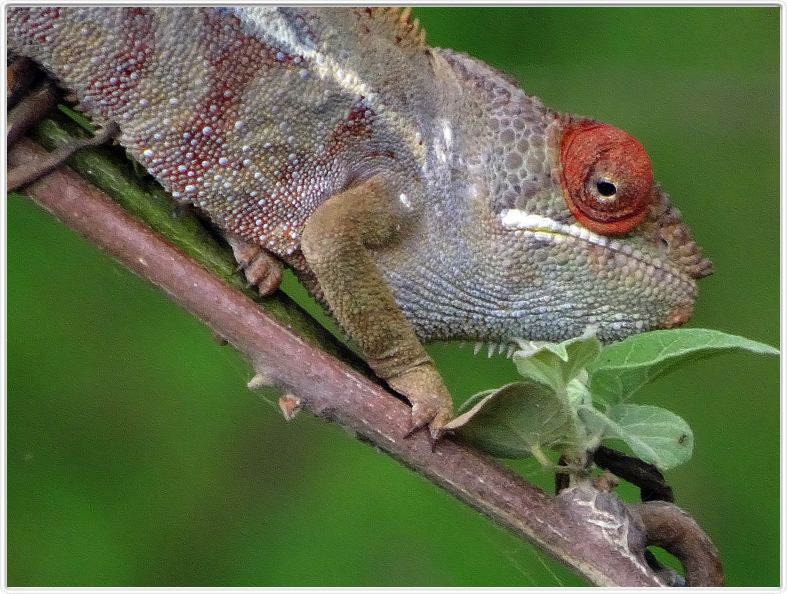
xmin=7 ymin=7 xmax=779 ymax=587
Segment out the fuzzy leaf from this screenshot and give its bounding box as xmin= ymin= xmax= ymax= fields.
xmin=512 ymin=327 xmax=602 ymax=391
xmin=594 ymin=404 xmax=694 ymax=470
xmin=446 ymin=381 xmax=575 ymax=459
xmin=566 ymin=377 xmax=592 ymax=408
xmin=588 ymin=328 xmax=778 ymax=403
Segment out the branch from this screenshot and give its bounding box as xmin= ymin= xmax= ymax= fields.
xmin=8 ymin=125 xmax=718 ymax=586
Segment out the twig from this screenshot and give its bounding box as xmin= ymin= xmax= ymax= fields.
xmin=7 ymin=56 xmax=39 ymax=108
xmin=632 ymin=501 xmax=724 ymax=587
xmin=7 ymin=80 xmax=58 ymax=145
xmin=7 ymin=119 xmax=119 ymax=191
xmin=594 ymin=445 xmax=674 ymax=503
xmin=8 ymin=135 xmax=721 ymax=586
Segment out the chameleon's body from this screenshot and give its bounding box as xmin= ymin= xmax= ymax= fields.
xmin=8 ymin=7 xmax=711 ymax=435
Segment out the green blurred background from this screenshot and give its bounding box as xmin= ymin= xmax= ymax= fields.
xmin=7 ymin=7 xmax=779 ymax=587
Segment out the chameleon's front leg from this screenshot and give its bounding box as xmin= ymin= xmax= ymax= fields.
xmin=301 ymin=176 xmax=454 ymax=438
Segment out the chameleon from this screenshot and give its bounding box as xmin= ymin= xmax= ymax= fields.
xmin=7 ymin=7 xmax=712 ymax=439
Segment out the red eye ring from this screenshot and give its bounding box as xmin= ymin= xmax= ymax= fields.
xmin=559 ymin=120 xmax=654 ymax=236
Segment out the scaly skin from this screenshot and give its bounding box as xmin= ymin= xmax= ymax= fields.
xmin=8 ymin=7 xmax=712 ymax=436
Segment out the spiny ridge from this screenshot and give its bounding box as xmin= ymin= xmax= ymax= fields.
xmin=368 ymin=7 xmax=427 ymax=48
xmin=470 ymin=341 xmax=517 ymax=359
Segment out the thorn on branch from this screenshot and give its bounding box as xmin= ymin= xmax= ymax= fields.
xmin=278 ymin=394 xmax=302 ymax=421
xmin=247 ymin=372 xmax=275 ymax=390
xmin=592 ymin=471 xmax=619 ymax=493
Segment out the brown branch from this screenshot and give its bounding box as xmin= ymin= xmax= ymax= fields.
xmin=9 ymin=138 xmax=719 ymax=587
xmin=7 ymin=80 xmax=58 ymax=145
xmin=8 ymin=117 xmax=119 ymax=191
xmin=7 ymin=57 xmax=39 ymax=109
xmin=633 ymin=501 xmax=724 ymax=587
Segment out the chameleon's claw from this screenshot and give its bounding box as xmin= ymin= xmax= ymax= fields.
xmin=389 ymin=362 xmax=454 ymax=445
xmin=403 ymin=403 xmax=430 ymax=439
xmin=402 ymin=419 xmax=424 ymax=440
xmin=405 ymin=400 xmax=447 ymax=437
xmin=227 ymin=236 xmax=282 ymax=296
xmin=404 ymin=403 xmax=450 ymax=448
xmin=402 ymin=426 xmax=440 ymax=453
xmin=245 ymin=250 xmax=282 ymax=296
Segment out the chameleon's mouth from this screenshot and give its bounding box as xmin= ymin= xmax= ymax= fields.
xmin=498 ymin=208 xmax=703 ymax=291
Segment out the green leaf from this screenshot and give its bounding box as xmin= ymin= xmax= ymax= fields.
xmin=588 ymin=328 xmax=778 ymax=403
xmin=58 ymin=104 xmax=95 ymax=132
xmin=566 ymin=377 xmax=592 ymax=409
xmin=446 ymin=381 xmax=576 ymax=460
xmin=512 ymin=326 xmax=602 ymax=391
xmin=594 ymin=404 xmax=694 ymax=470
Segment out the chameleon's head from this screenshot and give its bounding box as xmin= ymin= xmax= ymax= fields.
xmin=466 ymin=110 xmax=713 ymax=345
xmin=398 ymin=51 xmax=713 ymax=346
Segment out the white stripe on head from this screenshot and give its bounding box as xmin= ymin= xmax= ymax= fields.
xmin=499 ymin=209 xmax=612 ymax=249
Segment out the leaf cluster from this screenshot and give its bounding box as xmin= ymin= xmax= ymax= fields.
xmin=446 ymin=328 xmax=778 ymax=470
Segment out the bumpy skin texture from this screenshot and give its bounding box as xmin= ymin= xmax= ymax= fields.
xmin=8 ymin=7 xmax=711 ymax=433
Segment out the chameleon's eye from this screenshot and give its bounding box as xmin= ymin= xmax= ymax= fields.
xmin=560 ymin=120 xmax=653 ymax=235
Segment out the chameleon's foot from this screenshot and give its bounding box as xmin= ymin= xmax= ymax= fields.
xmin=7 ymin=120 xmax=119 ymax=191
xmin=228 ymin=236 xmax=282 ymax=296
xmin=389 ymin=363 xmax=454 ymax=441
